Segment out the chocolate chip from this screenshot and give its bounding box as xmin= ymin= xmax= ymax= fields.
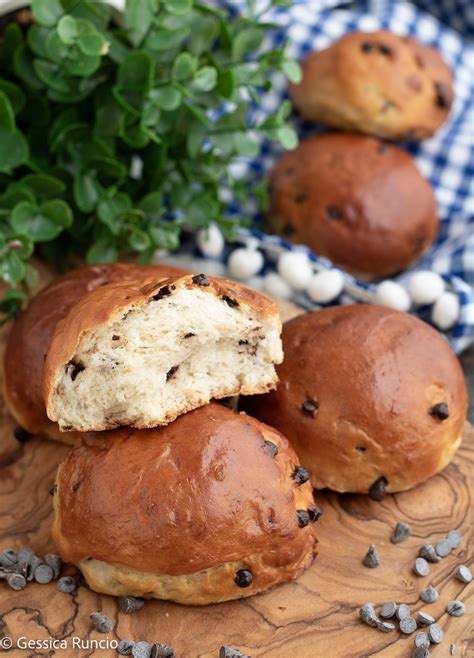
xmin=412 ymin=648 xmax=430 ymax=658
xmin=430 ymin=402 xmax=449 ymax=420
xmin=369 ymin=476 xmax=388 ymax=501
xmin=379 ymin=44 xmax=393 ymax=56
xmin=184 ymin=332 xmax=195 ymax=339
xmin=220 ymin=648 xmax=246 ymax=658
xmin=90 ymin=611 xmax=113 ymax=633
xmin=435 ymin=538 xmax=451 ymax=557
xmin=297 ymin=509 xmax=310 ymax=528
xmin=446 ymin=600 xmax=465 ymax=617
xmin=49 ymin=483 xmax=57 ymax=496
xmin=380 ymin=602 xmax=397 ymax=618
xmin=420 ymin=585 xmax=438 ymax=603
xmin=13 ymin=426 xmax=32 ymax=442
xmin=391 ymin=521 xmax=412 ymax=543
xmin=434 ymin=81 xmax=450 ymax=109
xmin=361 ymin=41 xmax=375 ymax=53
xmin=166 ymin=365 xmax=179 ymax=381
xmin=57 ymin=575 xmax=77 ymax=593
xmin=6 ymin=572 xmax=26 ymax=590
xmin=45 ymin=554 xmax=62 ymax=580
xmin=118 ymin=640 xmax=135 ymax=656
xmin=400 ymin=616 xmax=417 ymax=634
xmin=262 ymin=439 xmax=278 ymax=457
xmin=112 ymin=335 xmax=120 ymax=341
xmin=292 ymin=466 xmax=310 ymax=485
xmin=446 ymin=529 xmax=462 ymax=549
xmin=415 ymin=632 xmax=430 ymax=648
xmin=418 ymin=544 xmax=441 ymax=563
xmin=150 ymin=643 xmax=175 ymax=658
xmin=222 ymin=295 xmax=239 ymax=308
xmin=413 ymin=557 xmax=430 ymax=577
xmin=72 ymin=482 xmax=81 ymax=492
xmin=152 ymin=285 xmax=175 ymax=301
xmin=132 ymin=642 xmax=152 ymax=658
xmin=455 ymin=564 xmax=472 ymax=583
xmin=376 ymin=620 xmax=395 ymax=633
xmin=119 ymin=596 xmax=145 ymax=614
xmin=192 ymin=273 xmax=210 ymax=287
xmin=294 ymin=192 xmax=307 ymax=204
xmin=326 ymin=205 xmax=342 ymax=220
xmin=362 ymin=544 xmax=380 ymax=568
xmin=359 ymin=603 xmax=378 ymax=627
xmin=356 ymin=446 xmax=366 ymax=452
xmin=34 ymin=563 xmax=54 ymax=584
xmin=417 ymin=611 xmax=435 ymax=626
xmin=27 ymin=556 xmax=43 ymax=581
xmin=234 ymin=569 xmax=253 ymax=588
xmin=396 ymin=604 xmax=411 ymax=620
xmin=427 ymin=623 xmax=444 ymax=644
xmin=0 ymin=550 xmax=17 ymax=567
xmin=301 ymin=399 xmax=318 ymax=417
xmin=308 ymin=506 xmax=322 ymax=523
xmin=66 ymin=359 xmax=85 ymax=381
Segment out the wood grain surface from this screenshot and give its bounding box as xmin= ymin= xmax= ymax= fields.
xmin=0 ymin=278 xmax=472 ymax=658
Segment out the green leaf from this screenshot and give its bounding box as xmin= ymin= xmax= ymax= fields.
xmin=64 ymin=49 xmax=100 ymax=76
xmin=144 ymin=27 xmax=190 ymax=51
xmin=216 ymin=69 xmax=235 ymax=99
xmin=232 ymin=27 xmax=264 ymax=60
xmin=138 ymin=191 xmax=163 ymax=218
xmin=233 ymin=132 xmax=260 ymax=157
xmin=2 ymin=24 xmax=23 ymax=75
xmin=86 ymin=240 xmax=118 ymax=264
xmin=3 ymin=251 xmax=25 ymax=284
xmin=27 ymin=26 xmax=50 ymax=58
xmin=31 ymin=0 xmax=64 ymax=27
xmin=127 ymin=226 xmax=151 ymax=251
xmin=152 ymin=86 xmax=182 ymax=111
xmin=0 ymin=91 xmax=15 ymax=132
xmin=281 ymin=59 xmax=302 ymax=84
xmin=74 ymin=173 xmax=101 ymax=212
xmin=57 ymin=15 xmax=78 ymax=44
xmin=187 ymin=123 xmax=205 ymax=158
xmin=276 ymin=126 xmax=298 ymax=150
xmin=78 ymin=31 xmax=106 ymax=56
xmin=21 ymin=174 xmax=66 ymax=200
xmin=0 ymin=81 xmax=24 ymax=116
xmin=0 ymin=130 xmax=29 ymax=173
xmin=33 ymin=60 xmax=70 ymax=93
xmin=11 ymin=200 xmax=70 ymax=242
xmin=149 ymin=222 xmax=180 ymax=250
xmin=125 ymin=0 xmax=159 ymax=46
xmin=193 ymin=66 xmax=217 ymax=92
xmin=46 ymin=30 xmax=70 ymax=63
xmin=106 ymin=31 xmax=130 ymax=64
xmin=0 ymin=184 xmax=35 ymax=209
xmin=41 ymin=199 xmax=73 ymax=229
xmin=13 ymin=44 xmax=43 ymax=90
xmin=172 ymin=52 xmax=197 ymax=80
xmin=97 ymin=193 xmax=131 ymax=234
xmin=117 ymin=52 xmax=154 ymax=111
xmin=163 ymin=0 xmax=193 ymax=15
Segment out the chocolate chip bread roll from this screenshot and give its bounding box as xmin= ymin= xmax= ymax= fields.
xmin=243 ymin=305 xmax=467 ymax=495
xmin=290 ymin=30 xmax=453 ymax=140
xmin=43 ymin=274 xmax=283 ymax=432
xmin=3 ymin=263 xmax=186 ymax=443
xmin=52 ymin=403 xmax=319 ymax=604
xmin=267 ymin=133 xmax=438 ymax=278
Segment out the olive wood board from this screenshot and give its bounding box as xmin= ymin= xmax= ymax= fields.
xmin=0 ymin=275 xmax=472 ymax=658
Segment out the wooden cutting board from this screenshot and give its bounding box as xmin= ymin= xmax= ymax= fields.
xmin=0 ymin=276 xmax=472 ymax=658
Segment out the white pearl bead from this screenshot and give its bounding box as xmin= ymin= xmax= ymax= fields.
xmin=277 ymin=251 xmax=313 ymax=290
xmin=431 ymin=291 xmax=460 ymax=330
xmin=375 ymin=281 xmax=411 ymax=312
xmin=307 ymin=269 xmax=345 ymax=304
xmin=408 ymin=271 xmax=445 ymax=305
xmin=227 ymin=248 xmax=264 ymax=280
xmin=196 ymin=223 xmax=225 ymax=258
xmin=263 ymin=272 xmax=293 ymax=300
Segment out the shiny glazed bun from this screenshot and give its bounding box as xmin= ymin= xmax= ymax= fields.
xmin=243 ymin=305 xmax=467 ymax=495
xmin=52 ymin=403 xmax=319 ymax=605
xmin=3 ymin=263 xmax=185 ymax=443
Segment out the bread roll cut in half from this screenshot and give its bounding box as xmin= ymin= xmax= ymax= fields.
xmin=243 ymin=305 xmax=467 ymax=495
xmin=52 ymin=403 xmax=319 ymax=604
xmin=43 ymin=273 xmax=283 ymax=432
xmin=3 ymin=263 xmax=185 ymax=443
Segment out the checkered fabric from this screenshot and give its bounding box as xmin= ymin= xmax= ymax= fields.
xmin=228 ymin=0 xmax=473 ymax=353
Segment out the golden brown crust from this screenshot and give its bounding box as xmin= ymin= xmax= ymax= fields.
xmin=242 ymin=305 xmax=468 ymax=494
xmin=267 ymin=133 xmax=438 ymax=277
xmin=290 ymin=31 xmax=453 ymax=140
xmin=52 ymin=403 xmax=318 ymax=604
xmin=43 ymin=273 xmax=281 ymax=429
xmin=3 ymin=263 xmax=186 ymax=442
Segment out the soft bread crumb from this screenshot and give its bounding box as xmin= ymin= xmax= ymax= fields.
xmin=48 ymin=287 xmax=282 ymax=431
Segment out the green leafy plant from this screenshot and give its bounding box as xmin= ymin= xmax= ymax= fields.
xmin=0 ymin=0 xmax=300 ymax=321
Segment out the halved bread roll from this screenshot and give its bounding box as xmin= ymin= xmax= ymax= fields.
xmin=44 ymin=274 xmax=283 ymax=432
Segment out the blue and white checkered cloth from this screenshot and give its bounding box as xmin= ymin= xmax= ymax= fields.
xmin=228 ymin=0 xmax=474 ymax=353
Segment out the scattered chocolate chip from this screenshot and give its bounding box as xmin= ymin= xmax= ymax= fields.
xmin=220 ymin=648 xmax=247 ymax=658
xmin=6 ymin=572 xmax=26 ymax=591
xmin=308 ymin=506 xmax=322 ymax=523
xmin=45 ymin=554 xmax=62 ymax=580
xmin=301 ymin=399 xmax=318 ymax=417
xmin=292 ymin=466 xmax=310 ymax=485
xmin=396 ymin=604 xmax=411 ymax=620
xmin=326 ymin=205 xmax=342 ymax=220
xmin=118 ymin=640 xmax=135 ymax=656
xmin=192 ymin=273 xmax=210 ymax=287
xmin=455 ymin=564 xmax=472 ymax=583
xmin=356 ymin=446 xmax=366 ymax=452
xmin=376 ymin=620 xmax=395 ymax=633
xmin=415 ymin=632 xmax=430 ymax=649
xmin=434 ymin=81 xmax=450 ymax=109
xmin=150 ymin=644 xmax=175 ymax=658
xmin=420 ymin=585 xmax=438 ymax=603
xmin=183 ymin=332 xmax=195 ymax=339
xmin=369 ymin=476 xmax=388 ymax=501
xmin=362 ymin=544 xmax=380 ymax=568
xmin=119 ymin=596 xmax=145 ymax=614
xmin=17 ymin=548 xmax=34 ymax=564
xmin=262 ymin=439 xmax=278 ymax=457
xmin=234 ymin=569 xmax=253 ymax=588
xmin=166 ymin=365 xmax=179 ymax=381
xmin=57 ymin=575 xmax=77 ymax=593
xmin=238 ymin=340 xmax=249 ymax=345
xmin=72 ymin=482 xmax=81 ymax=492
xmin=0 ymin=550 xmax=17 ymax=567
xmin=34 ymin=563 xmax=53 ymax=584
xmin=132 ymin=642 xmax=152 ymax=658
xmin=361 ymin=41 xmax=375 ymax=53
xmin=414 ymin=557 xmax=430 ymax=577
xmin=412 ymin=647 xmax=430 ymax=658
xmin=435 ymin=539 xmax=451 ymax=557
xmin=447 ymin=600 xmax=465 ymax=617
xmin=417 ymin=611 xmax=435 ymax=626
xmin=400 ymin=616 xmax=417 ymax=634
xmin=297 ymin=509 xmax=310 ymax=528
xmin=294 ymin=192 xmax=307 ymax=204
xmin=429 ymin=402 xmax=449 ymax=420
xmin=359 ymin=603 xmax=378 ymax=627
xmin=152 ymin=285 xmax=174 ymax=301
xmin=49 ymin=483 xmax=57 ymax=496
xmin=90 ymin=611 xmax=113 ymax=633
xmin=222 ymin=295 xmax=239 ymax=308
xmin=66 ymin=359 xmax=85 ymax=381
xmin=380 ymin=602 xmax=397 ymax=618
xmin=27 ymin=556 xmax=43 ymax=581
xmin=379 ymin=44 xmax=393 ymax=56
xmin=446 ymin=529 xmax=462 ymax=549
xmin=13 ymin=426 xmax=32 ymax=442
xmin=419 ymin=544 xmax=441 ymax=563
xmin=450 ymin=643 xmax=456 ymax=655
xmin=427 ymin=623 xmax=444 ymax=644
xmin=391 ymin=521 xmax=412 ymax=544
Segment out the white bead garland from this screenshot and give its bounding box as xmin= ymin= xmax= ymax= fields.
xmin=408 ymin=271 xmax=445 ymax=305
xmin=277 ymin=251 xmax=313 ymax=290
xmin=196 ymin=223 xmax=225 ymax=258
xmin=432 ymin=292 xmax=460 ymax=330
xmin=263 ymin=272 xmax=293 ymax=300
xmin=307 ymin=269 xmax=345 ymax=304
xmin=375 ymin=281 xmax=411 ymax=312
xmin=227 ymin=248 xmax=264 ymax=280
